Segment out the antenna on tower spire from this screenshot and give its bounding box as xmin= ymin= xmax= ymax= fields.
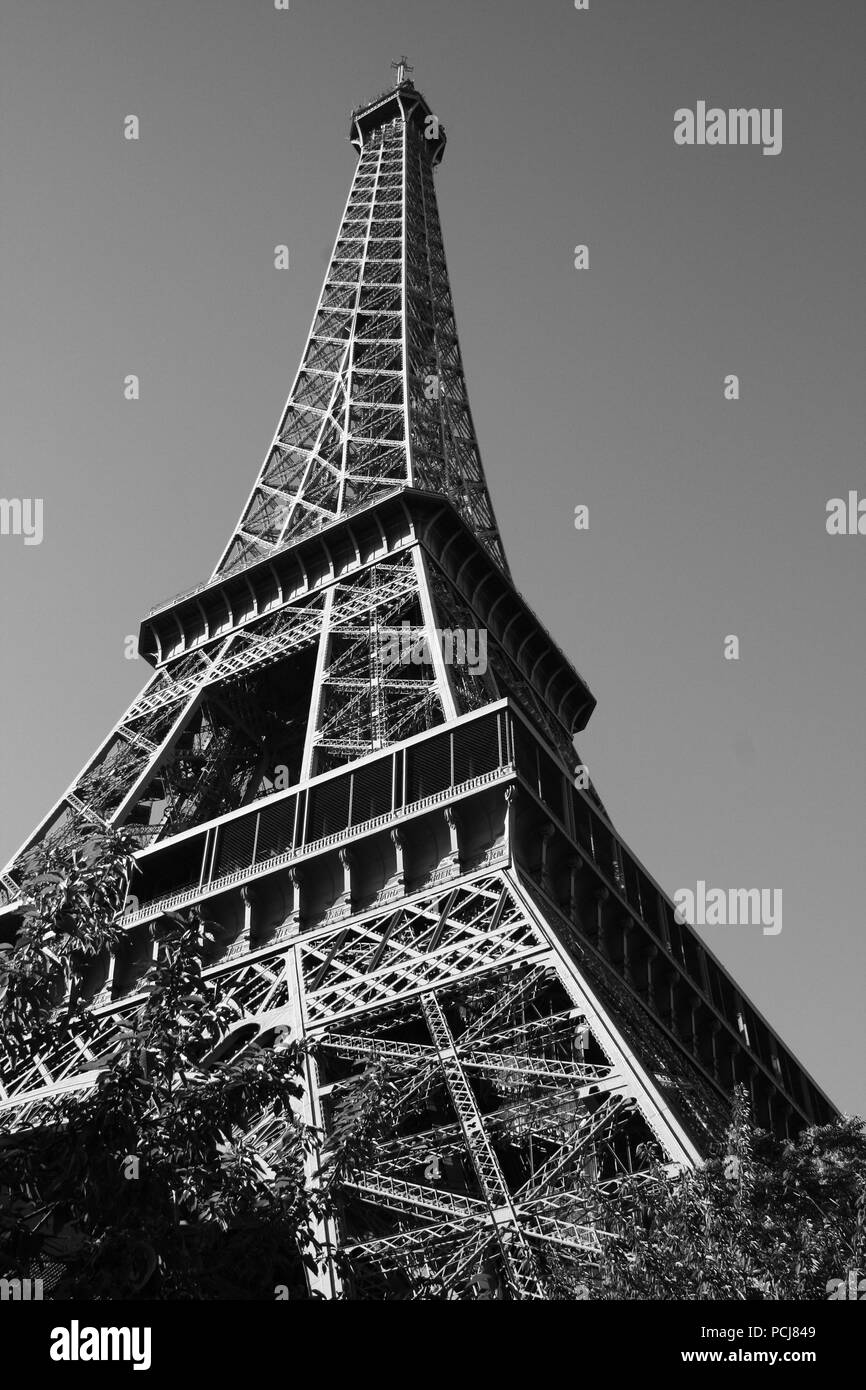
xmin=391 ymin=54 xmax=414 ymax=85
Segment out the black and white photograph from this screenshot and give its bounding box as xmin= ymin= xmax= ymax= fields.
xmin=0 ymin=0 xmax=863 ymax=1364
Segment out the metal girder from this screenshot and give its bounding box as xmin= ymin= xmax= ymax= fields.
xmin=319 ymin=1028 xmax=620 ymax=1093
xmin=345 ymin=1170 xmax=487 ymax=1224
xmin=418 ymin=993 xmax=545 ymax=1299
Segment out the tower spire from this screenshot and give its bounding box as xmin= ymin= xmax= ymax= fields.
xmin=211 ymin=72 xmax=500 ymax=583
xmin=390 ymin=54 xmax=414 ymax=85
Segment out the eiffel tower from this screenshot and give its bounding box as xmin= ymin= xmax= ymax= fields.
xmin=0 ymin=65 xmax=836 ymax=1299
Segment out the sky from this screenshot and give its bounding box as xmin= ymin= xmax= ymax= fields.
xmin=0 ymin=0 xmax=863 ymax=1114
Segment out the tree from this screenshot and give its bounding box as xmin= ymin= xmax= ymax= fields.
xmin=0 ymin=828 xmax=322 ymax=1298
xmin=0 ymin=827 xmax=136 ymax=1043
xmin=557 ymin=1087 xmax=866 ymax=1300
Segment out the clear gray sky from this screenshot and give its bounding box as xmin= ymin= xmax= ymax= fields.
xmin=1 ymin=1 xmax=863 ymax=1114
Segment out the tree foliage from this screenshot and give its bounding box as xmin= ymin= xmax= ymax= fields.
xmin=576 ymin=1088 xmax=866 ymax=1300
xmin=0 ymin=829 xmax=137 ymax=1042
xmin=0 ymin=830 xmax=322 ymax=1298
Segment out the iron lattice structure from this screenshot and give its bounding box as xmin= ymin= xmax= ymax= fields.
xmin=0 ymin=74 xmax=836 ymax=1300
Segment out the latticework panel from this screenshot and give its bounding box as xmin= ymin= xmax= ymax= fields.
xmin=213 ymin=92 xmax=507 ymax=581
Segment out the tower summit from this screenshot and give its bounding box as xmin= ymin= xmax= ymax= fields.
xmin=0 ymin=70 xmax=836 ymax=1299
xmin=390 ymin=54 xmax=414 ymax=85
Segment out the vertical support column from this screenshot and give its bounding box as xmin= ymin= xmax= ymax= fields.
xmin=646 ymin=943 xmax=658 ymax=1012
xmin=338 ymin=847 xmax=354 ymax=916
xmin=539 ymin=824 xmax=556 ymax=896
xmin=390 ymin=826 xmax=406 ymax=891
xmin=286 ymin=866 xmax=303 ymax=936
xmin=593 ymin=885 xmax=609 ymax=958
xmin=690 ymin=999 xmax=702 ymax=1060
xmin=747 ymin=1062 xmax=759 ymax=1121
xmin=400 ymin=104 xmax=416 ymax=487
xmin=285 ymin=944 xmax=343 ymax=1299
xmin=443 ymin=805 xmax=461 ymax=877
xmin=668 ymin=972 xmax=680 ymax=1040
xmin=504 ymin=785 xmax=518 ymax=866
xmin=621 ymin=916 xmax=635 ymax=988
xmin=300 ymin=587 xmax=335 ymax=782
xmin=237 ymin=882 xmax=255 ymax=956
xmin=566 ymin=854 xmax=584 ymax=919
xmin=413 ymin=547 xmax=458 ymax=720
xmin=93 ymin=950 xmax=117 ymax=1008
xmin=710 ymin=1019 xmax=723 ymax=1083
xmin=148 ymin=930 xmax=160 ymax=982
